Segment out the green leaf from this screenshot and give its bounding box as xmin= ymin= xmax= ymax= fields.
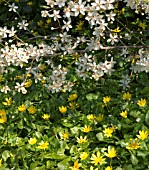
xmin=145 ymin=112 xmax=149 ymax=125
xmin=115 ymin=167 xmax=122 ymax=170
xmin=57 ymin=158 xmax=70 ymax=170
xmin=51 ymin=152 xmax=67 ymax=160
xmin=117 ymin=140 xmax=127 ymax=147
xmin=60 ymin=141 xmax=69 ymax=150
xmin=0 ymin=125 xmax=4 ymax=130
xmin=43 ymin=152 xmax=67 ymax=160
xmin=131 ymin=154 xmax=138 ymax=165
xmin=124 ymin=11 xmax=134 ymax=17
xmin=140 ymin=141 xmax=148 ymax=150
xmin=46 ymin=160 xmax=57 ymax=169
xmin=70 ymin=126 xmax=80 ymax=134
xmin=86 ymin=93 xmax=98 ymax=101
xmin=124 ymin=164 xmax=133 ymax=170
xmin=62 ymin=119 xmax=73 ymax=127
xmin=0 ymin=168 xmax=10 ymax=170
xmin=137 ymin=151 xmax=148 ymax=157
xmin=34 ymin=166 xmax=45 ymax=170
xmin=18 ymin=120 xmax=24 ymax=129
xmin=96 ymin=132 xmax=104 ymax=141
xmin=30 ymin=162 xmax=39 ymax=170
xmin=35 ymin=132 xmax=43 ymax=138
xmin=70 ymin=145 xmax=78 ymax=154
xmin=57 ymin=148 xmax=65 ymax=156
xmin=2 ymin=150 xmax=10 ymax=162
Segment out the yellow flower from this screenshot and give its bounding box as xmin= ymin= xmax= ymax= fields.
xmin=15 ymin=75 xmax=22 ymax=79
xmin=126 ymin=138 xmax=140 ymax=150
xmin=28 ymin=106 xmax=37 ymax=114
xmin=90 ymin=166 xmax=99 ymax=170
xmin=59 ymin=106 xmax=67 ymax=114
xmin=103 ymin=127 xmax=114 ymax=137
xmin=103 ymin=96 xmax=111 ymax=104
xmin=96 ymin=114 xmax=104 ymax=122
xmin=18 ymin=104 xmax=27 ymax=112
xmin=24 ymin=80 xmax=32 ymax=88
xmin=105 ymin=166 xmax=112 ymax=170
xmin=105 ymin=147 xmax=116 ymax=159
xmin=87 ymin=114 xmax=95 ymax=122
xmin=0 ymin=159 xmax=2 ymax=167
xmin=61 ymin=132 xmax=69 ymax=140
xmin=120 ymin=110 xmax=128 ymax=118
xmin=76 ymin=136 xmax=88 ymax=144
xmin=2 ymin=97 xmax=13 ymax=106
xmin=90 ymin=151 xmax=106 ymax=166
xmin=39 ymin=64 xmax=46 ymax=71
xmin=26 ymin=73 xmax=32 ymax=78
xmin=69 ymin=160 xmax=81 ymax=170
xmin=37 ymin=141 xmax=49 ymax=150
xmin=0 ymin=109 xmax=6 ymax=116
xmin=41 ymin=79 xmax=46 ymax=84
xmin=80 ymin=152 xmax=89 ymax=160
xmin=0 ymin=109 xmax=7 ymax=123
xmin=28 ymin=138 xmax=37 ymax=145
xmin=69 ymin=102 xmax=79 ymax=110
xmin=42 ymin=114 xmax=50 ymax=120
xmin=0 ymin=115 xmax=7 ymax=124
xmin=112 ymin=27 xmax=121 ymax=33
xmin=136 ymin=130 xmax=148 ymax=140
xmin=68 ymin=94 xmax=78 ymax=101
xmin=123 ymin=92 xmax=131 ymax=100
xmin=137 ymin=98 xmax=147 ymax=107
xmin=61 ymin=89 xmax=66 ymax=93
xmin=82 ymin=125 xmax=92 ymax=133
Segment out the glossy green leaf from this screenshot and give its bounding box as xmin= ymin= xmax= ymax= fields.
xmin=2 ymin=150 xmax=10 ymax=162
xmin=70 ymin=145 xmax=78 ymax=154
xmin=96 ymin=132 xmax=104 ymax=141
xmin=86 ymin=93 xmax=98 ymax=101
xmin=57 ymin=158 xmax=70 ymax=170
xmin=145 ymin=112 xmax=149 ymax=125
xmin=131 ymin=154 xmax=138 ymax=165
xmin=30 ymin=162 xmax=39 ymax=170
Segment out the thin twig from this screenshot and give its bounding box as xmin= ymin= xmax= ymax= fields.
xmin=100 ymin=45 xmax=149 ymax=49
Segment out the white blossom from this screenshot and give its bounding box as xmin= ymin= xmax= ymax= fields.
xmin=71 ymin=0 xmax=86 ymax=16
xmin=50 ymin=10 xmax=61 ymax=21
xmin=8 ymin=27 xmax=17 ymax=37
xmin=8 ymin=3 xmax=18 ymax=13
xmin=54 ymin=0 xmax=66 ymax=7
xmin=1 ymin=85 xmax=11 ymax=94
xmin=41 ymin=10 xmax=50 ymax=17
xmin=62 ymin=20 xmax=72 ymax=31
xmin=0 ymin=26 xmax=9 ymax=38
xmin=17 ymin=20 xmax=29 ymax=30
xmin=106 ymin=11 xmax=116 ymax=22
xmin=91 ymin=0 xmax=106 ymax=11
xmin=107 ymin=33 xmax=118 ymax=45
xmin=119 ymin=75 xmax=131 ymax=90
xmin=45 ymin=0 xmax=54 ymax=7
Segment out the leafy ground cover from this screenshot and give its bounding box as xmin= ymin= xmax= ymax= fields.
xmin=0 ymin=0 xmax=149 ymax=169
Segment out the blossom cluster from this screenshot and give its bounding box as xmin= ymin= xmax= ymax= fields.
xmin=0 ymin=0 xmax=149 ymax=169
xmin=124 ymin=0 xmax=149 ymax=17
xmin=131 ymin=49 xmax=149 ymax=73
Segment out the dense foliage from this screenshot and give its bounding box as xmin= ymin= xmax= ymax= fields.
xmin=0 ymin=0 xmax=149 ymax=169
